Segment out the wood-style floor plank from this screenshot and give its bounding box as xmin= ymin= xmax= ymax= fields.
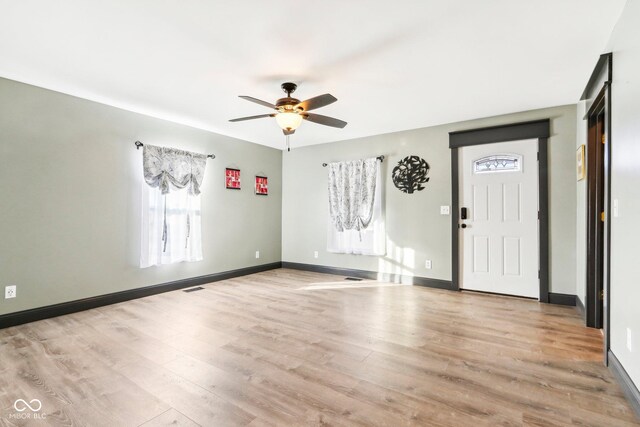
xmin=0 ymin=268 xmax=638 ymax=426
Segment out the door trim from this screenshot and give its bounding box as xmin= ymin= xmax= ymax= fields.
xmin=581 ymin=52 xmax=612 ymax=364
xmin=449 ymin=119 xmax=551 ymax=301
xmin=585 ymin=95 xmax=606 ymax=329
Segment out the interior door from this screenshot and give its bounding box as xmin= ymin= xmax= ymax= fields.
xmin=586 ymin=105 xmax=606 ymax=328
xmin=459 ymin=139 xmax=539 ymax=298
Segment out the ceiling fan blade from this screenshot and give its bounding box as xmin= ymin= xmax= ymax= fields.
xmin=283 ymin=129 xmax=295 ymax=136
xmin=239 ymin=96 xmax=277 ymax=109
xmin=303 ymin=113 xmax=347 ymax=128
xmin=229 ymin=114 xmax=275 ymax=122
xmin=296 ymin=94 xmax=337 ymax=111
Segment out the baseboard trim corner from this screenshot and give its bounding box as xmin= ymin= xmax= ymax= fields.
xmin=281 ymin=261 xmax=454 ymax=290
xmin=576 ymin=295 xmax=585 ymax=317
xmin=0 ymin=261 xmax=282 ymax=329
xmin=608 ymin=350 xmax=640 ymax=419
xmin=548 ymin=292 xmax=577 ymax=307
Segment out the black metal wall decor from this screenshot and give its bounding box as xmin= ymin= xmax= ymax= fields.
xmin=392 ymin=155 xmax=430 ymax=194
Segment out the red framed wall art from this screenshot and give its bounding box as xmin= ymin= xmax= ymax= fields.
xmin=225 ymin=168 xmax=241 ymax=189
xmin=255 ymin=175 xmax=268 ymax=195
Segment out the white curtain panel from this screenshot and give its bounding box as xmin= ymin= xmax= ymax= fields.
xmin=327 ymin=159 xmax=386 ymax=255
xmin=140 ymin=144 xmax=207 ymax=268
xmin=140 ymin=184 xmax=203 ymax=267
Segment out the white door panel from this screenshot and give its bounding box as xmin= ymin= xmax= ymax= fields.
xmin=459 ymin=139 xmax=539 ymax=298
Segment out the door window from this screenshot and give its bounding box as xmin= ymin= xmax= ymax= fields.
xmin=473 ymin=154 xmax=522 ymax=174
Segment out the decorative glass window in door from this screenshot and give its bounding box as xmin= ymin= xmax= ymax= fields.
xmin=473 ymin=154 xmax=522 ymax=174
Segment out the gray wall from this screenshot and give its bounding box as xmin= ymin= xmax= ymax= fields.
xmin=606 ymin=0 xmax=640 ymax=388
xmin=0 ymin=77 xmax=282 ymax=316
xmin=282 ymin=104 xmax=577 ymax=294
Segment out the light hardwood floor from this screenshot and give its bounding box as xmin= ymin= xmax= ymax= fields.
xmin=0 ymin=269 xmax=638 ymax=426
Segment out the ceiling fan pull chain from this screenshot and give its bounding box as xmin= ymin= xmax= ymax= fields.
xmin=286 ymin=135 xmax=290 ymax=152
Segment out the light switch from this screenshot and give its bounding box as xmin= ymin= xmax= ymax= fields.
xmin=613 ymin=199 xmax=619 ymax=217
xmin=440 ymin=206 xmax=450 ymax=215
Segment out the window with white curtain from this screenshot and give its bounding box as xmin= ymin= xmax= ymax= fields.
xmin=140 ymin=144 xmax=208 ymax=267
xmin=327 ymin=158 xmax=386 ymax=255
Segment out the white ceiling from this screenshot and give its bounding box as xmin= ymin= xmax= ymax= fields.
xmin=0 ymin=1 xmax=626 ymax=149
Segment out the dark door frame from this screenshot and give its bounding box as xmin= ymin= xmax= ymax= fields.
xmin=581 ymin=53 xmax=612 ymax=364
xmin=585 ymin=95 xmax=606 ymax=329
xmin=449 ymin=119 xmax=551 ymax=302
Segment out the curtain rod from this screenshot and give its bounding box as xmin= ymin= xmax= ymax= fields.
xmin=134 ymin=141 xmax=216 ymax=159
xmin=322 ymin=155 xmax=384 ymax=167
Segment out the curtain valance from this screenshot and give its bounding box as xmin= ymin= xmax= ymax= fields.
xmin=327 ymin=157 xmax=378 ymax=232
xmin=143 ymin=144 xmax=208 ymax=195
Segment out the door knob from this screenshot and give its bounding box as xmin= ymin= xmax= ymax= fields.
xmin=460 ymin=224 xmax=467 ymax=229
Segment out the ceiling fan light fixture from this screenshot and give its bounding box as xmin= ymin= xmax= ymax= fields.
xmin=275 ymin=112 xmax=303 ymax=131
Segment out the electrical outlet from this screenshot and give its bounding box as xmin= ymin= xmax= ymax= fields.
xmin=314 ymin=251 xmax=319 ymax=259
xmin=425 ymin=260 xmax=432 ymax=269
xmin=440 ymin=206 xmax=450 ymax=215
xmin=627 ymin=328 xmax=633 ymax=352
xmin=5 ymin=285 xmax=16 ymax=299
xmin=255 ymin=251 xmax=260 ymax=259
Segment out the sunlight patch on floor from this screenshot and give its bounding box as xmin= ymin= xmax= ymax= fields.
xmin=298 ymin=280 xmax=410 ymax=290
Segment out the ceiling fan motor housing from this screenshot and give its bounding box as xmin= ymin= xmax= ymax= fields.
xmin=278 ymin=82 xmax=303 ymax=112
xmin=276 ymin=97 xmax=303 ymax=113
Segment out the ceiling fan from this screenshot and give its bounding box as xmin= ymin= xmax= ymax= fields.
xmin=229 ymin=82 xmax=347 ymax=137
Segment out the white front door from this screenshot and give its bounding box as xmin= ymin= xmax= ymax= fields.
xmin=459 ymin=139 xmax=539 ymax=298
